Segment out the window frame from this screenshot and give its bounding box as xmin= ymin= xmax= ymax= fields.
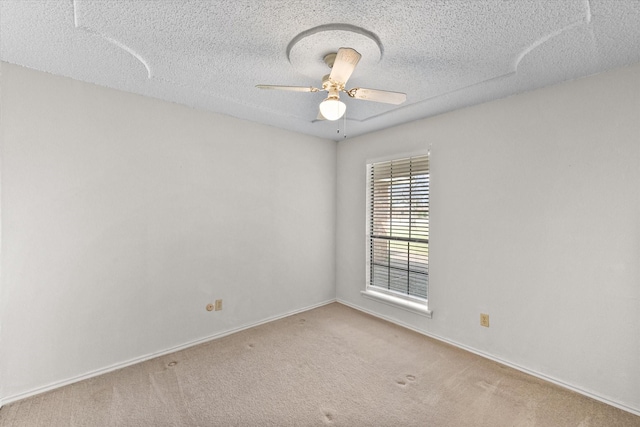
xmin=363 ymin=151 xmax=433 ymax=318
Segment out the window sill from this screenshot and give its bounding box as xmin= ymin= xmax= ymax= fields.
xmin=360 ymin=290 xmax=433 ymax=318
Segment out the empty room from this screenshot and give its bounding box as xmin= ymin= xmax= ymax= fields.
xmin=1 ymin=1 xmax=639 ymax=425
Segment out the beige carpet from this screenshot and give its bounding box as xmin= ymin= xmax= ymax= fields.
xmin=1 ymin=303 xmax=638 ymax=426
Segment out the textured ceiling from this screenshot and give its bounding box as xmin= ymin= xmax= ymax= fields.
xmin=2 ymin=1 xmax=639 ymax=141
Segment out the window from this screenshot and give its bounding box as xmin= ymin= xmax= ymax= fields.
xmin=365 ymin=155 xmax=430 ymax=313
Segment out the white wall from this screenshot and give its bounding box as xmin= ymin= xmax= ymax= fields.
xmin=0 ymin=63 xmax=336 ymax=402
xmin=336 ymin=64 xmax=640 ymax=413
xmin=2 ymin=60 xmax=639 ymax=414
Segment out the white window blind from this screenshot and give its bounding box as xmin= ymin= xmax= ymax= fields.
xmin=368 ymin=155 xmax=429 ymax=301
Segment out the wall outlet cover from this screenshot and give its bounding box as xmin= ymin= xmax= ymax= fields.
xmin=480 ymin=313 xmax=490 ymax=327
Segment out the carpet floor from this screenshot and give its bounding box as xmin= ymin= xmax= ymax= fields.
xmin=1 ymin=303 xmax=638 ymax=426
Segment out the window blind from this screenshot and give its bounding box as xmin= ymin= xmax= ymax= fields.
xmin=369 ymin=155 xmax=429 ymax=300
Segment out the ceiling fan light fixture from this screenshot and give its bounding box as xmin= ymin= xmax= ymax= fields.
xmin=319 ymin=97 xmax=346 ymax=121
xmin=257 ymin=48 xmax=405 ymax=122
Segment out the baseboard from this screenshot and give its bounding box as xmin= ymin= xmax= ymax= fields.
xmin=0 ymin=298 xmax=337 ymax=407
xmin=336 ymin=298 xmax=640 ymax=417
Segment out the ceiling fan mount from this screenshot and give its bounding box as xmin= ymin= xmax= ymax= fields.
xmin=257 ymin=47 xmax=406 ymax=121
xmin=323 ymin=52 xmax=337 ymax=68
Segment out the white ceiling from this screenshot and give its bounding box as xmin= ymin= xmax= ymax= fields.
xmin=2 ymin=1 xmax=639 ymax=141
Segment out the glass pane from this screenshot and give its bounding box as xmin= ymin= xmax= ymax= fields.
xmin=369 ymin=155 xmax=429 ymax=300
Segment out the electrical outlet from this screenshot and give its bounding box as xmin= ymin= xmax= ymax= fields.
xmin=215 ymin=299 xmax=223 ymax=311
xmin=480 ymin=313 xmax=490 ymax=327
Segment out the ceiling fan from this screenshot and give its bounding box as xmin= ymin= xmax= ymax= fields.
xmin=256 ymin=47 xmax=406 ymax=121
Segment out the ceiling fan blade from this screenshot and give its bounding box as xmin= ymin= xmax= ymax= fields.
xmin=347 ymin=87 xmax=407 ymax=105
xmin=255 ymin=85 xmax=320 ymax=92
xmin=316 ymin=110 xmax=326 ymax=121
xmin=329 ymin=48 xmax=361 ymax=86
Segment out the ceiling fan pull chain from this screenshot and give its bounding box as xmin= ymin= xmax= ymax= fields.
xmin=343 ymin=111 xmax=347 ymax=139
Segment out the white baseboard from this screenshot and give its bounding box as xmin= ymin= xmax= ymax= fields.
xmin=0 ymin=298 xmax=336 ymax=408
xmin=336 ymin=298 xmax=640 ymax=417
